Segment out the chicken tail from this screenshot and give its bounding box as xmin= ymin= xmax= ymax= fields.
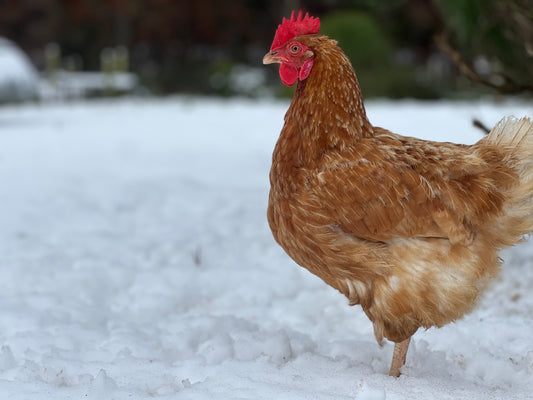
xmin=483 ymin=116 xmax=533 ymax=246
xmin=485 ymin=116 xmax=533 ymax=157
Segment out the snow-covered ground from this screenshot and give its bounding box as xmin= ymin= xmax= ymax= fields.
xmin=0 ymin=97 xmax=531 ymax=399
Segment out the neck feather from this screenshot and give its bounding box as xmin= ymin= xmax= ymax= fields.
xmin=281 ymin=37 xmax=373 ymax=165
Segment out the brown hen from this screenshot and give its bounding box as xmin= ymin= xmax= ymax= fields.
xmin=264 ymin=12 xmax=533 ymax=377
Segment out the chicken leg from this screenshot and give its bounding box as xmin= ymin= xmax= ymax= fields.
xmin=388 ymin=337 xmax=411 ymax=377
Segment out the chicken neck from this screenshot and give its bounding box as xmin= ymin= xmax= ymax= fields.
xmin=281 ymin=35 xmax=375 ymax=166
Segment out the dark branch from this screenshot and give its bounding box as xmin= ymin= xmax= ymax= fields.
xmin=472 ymin=118 xmax=491 ymax=135
xmin=435 ymin=34 xmax=533 ymax=95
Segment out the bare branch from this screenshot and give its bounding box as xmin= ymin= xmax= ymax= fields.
xmin=435 ymin=34 xmax=533 ymax=95
xmin=472 ymin=118 xmax=491 ymax=135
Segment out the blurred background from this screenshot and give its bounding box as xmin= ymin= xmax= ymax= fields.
xmin=0 ymin=0 xmax=531 ymax=103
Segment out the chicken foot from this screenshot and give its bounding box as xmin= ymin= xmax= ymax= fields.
xmin=388 ymin=337 xmax=411 ymax=377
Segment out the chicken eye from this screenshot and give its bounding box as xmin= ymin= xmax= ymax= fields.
xmin=289 ymin=44 xmax=301 ymax=54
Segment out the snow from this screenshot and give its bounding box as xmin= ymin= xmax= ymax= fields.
xmin=0 ymin=38 xmax=38 ymax=102
xmin=40 ymin=71 xmax=139 ymax=100
xmin=0 ymin=97 xmax=532 ymax=399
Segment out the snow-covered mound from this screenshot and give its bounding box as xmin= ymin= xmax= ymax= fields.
xmin=0 ymin=37 xmax=38 ymax=102
xmin=0 ymin=97 xmax=531 ymax=399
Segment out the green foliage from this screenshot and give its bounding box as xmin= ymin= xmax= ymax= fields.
xmin=318 ymin=10 xmax=440 ymax=98
xmin=320 ymin=11 xmax=391 ymax=67
xmin=435 ymin=0 xmax=533 ymax=93
xmin=437 ymin=0 xmax=506 ymax=55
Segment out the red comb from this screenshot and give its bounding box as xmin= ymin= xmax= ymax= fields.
xmin=271 ymin=11 xmax=320 ymax=50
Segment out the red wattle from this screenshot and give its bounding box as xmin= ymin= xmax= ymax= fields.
xmin=279 ymin=63 xmax=298 ymax=86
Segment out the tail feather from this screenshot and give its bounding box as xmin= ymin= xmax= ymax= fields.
xmin=484 ymin=116 xmax=533 ymax=178
xmin=485 ymin=116 xmax=533 ymax=158
xmin=483 ymin=116 xmax=533 ymax=247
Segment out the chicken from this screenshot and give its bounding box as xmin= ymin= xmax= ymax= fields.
xmin=263 ymin=11 xmax=533 ymax=377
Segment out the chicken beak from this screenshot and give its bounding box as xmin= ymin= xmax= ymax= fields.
xmin=263 ymin=51 xmax=281 ymax=65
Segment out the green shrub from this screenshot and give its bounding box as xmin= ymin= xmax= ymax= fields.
xmin=320 ymin=11 xmax=391 ymax=68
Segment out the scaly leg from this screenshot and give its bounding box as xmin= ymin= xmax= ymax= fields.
xmin=388 ymin=337 xmax=411 ymax=377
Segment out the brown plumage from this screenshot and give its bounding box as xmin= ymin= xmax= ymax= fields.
xmin=264 ymin=14 xmax=533 ymax=377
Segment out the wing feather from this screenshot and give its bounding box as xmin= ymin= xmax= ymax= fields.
xmin=307 ymin=131 xmax=508 ymax=244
